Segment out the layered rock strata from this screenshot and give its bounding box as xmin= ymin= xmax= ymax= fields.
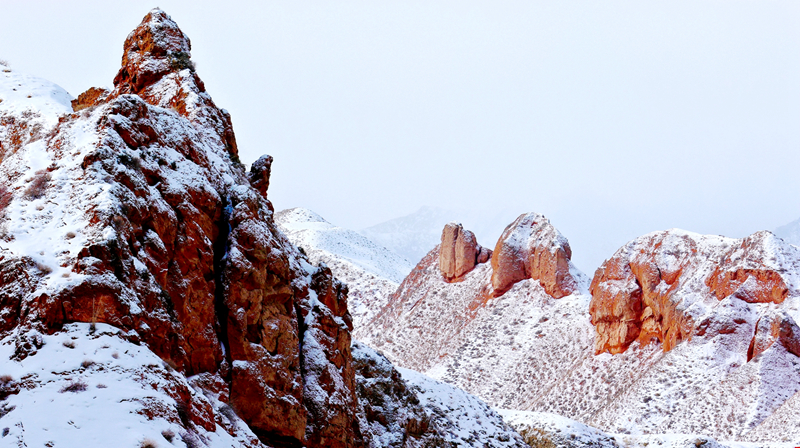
xmin=590 ymin=229 xmax=800 ymax=355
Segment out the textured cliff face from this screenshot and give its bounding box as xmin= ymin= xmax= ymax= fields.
xmin=438 ymin=222 xmax=491 ymax=282
xmin=589 ymin=229 xmax=800 ymax=355
xmin=352 ymin=341 xmax=528 ymax=448
xmin=491 ymin=213 xmax=578 ymax=298
xmin=0 ymin=9 xmax=358 ymax=448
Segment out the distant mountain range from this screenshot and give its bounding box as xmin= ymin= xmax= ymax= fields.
xmin=775 ymin=217 xmax=800 ymax=246
xmin=359 ymin=206 xmax=515 ymax=265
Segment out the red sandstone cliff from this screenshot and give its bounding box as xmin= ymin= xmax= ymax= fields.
xmin=0 ymin=10 xmax=357 ymax=448
xmin=590 ymin=229 xmax=800 ymax=356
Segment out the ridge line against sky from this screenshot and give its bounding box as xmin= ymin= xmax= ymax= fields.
xmin=1 ymin=1 xmax=798 ymax=272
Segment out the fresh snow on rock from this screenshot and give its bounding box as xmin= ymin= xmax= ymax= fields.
xmin=365 ymin=231 xmax=800 ymax=444
xmin=498 ymin=410 xmax=783 ymax=448
xmin=0 ymin=323 xmax=261 ymax=448
xmin=276 ymin=207 xmax=412 ymax=328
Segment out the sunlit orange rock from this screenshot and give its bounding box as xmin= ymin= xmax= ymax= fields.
xmin=439 ymin=222 xmax=491 ymax=282
xmin=490 ymin=212 xmax=578 ymax=298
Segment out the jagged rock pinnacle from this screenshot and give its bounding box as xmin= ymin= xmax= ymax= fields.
xmin=113 ymin=8 xmax=197 ymax=95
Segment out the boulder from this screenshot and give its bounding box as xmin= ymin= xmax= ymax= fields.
xmin=490 ymin=213 xmax=577 ymax=298
xmin=438 ymin=222 xmax=491 ymax=282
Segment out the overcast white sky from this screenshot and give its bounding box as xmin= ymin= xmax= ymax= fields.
xmin=2 ymin=1 xmax=798 ymax=272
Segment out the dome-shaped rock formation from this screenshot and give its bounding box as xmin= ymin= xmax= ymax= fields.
xmin=490 ymin=212 xmax=579 ymax=298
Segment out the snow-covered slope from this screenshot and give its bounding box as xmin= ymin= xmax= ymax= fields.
xmin=498 ymin=410 xmax=778 ymax=448
xmin=775 ymin=217 xmax=800 ymax=247
xmin=276 ymin=207 xmax=412 ymax=328
xmin=364 ymin=224 xmax=800 ymax=444
xmin=0 ymin=323 xmax=261 ymax=448
xmin=0 ymin=64 xmax=73 ymax=123
xmin=360 ymin=206 xmax=512 ymax=266
xmin=352 ymin=341 xmax=527 ymax=448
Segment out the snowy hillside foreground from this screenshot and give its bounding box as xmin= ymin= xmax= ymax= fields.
xmin=352 ymin=341 xmax=527 ymax=448
xmin=276 ymin=208 xmax=413 ymax=328
xmin=0 ymin=323 xmax=529 ymax=448
xmin=497 ymin=411 xmax=781 ymax=448
xmin=0 ymin=323 xmax=260 ymax=448
xmin=364 ymin=227 xmax=800 ymax=444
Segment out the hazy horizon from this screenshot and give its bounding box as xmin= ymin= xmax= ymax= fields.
xmin=2 ymin=1 xmax=798 ymax=272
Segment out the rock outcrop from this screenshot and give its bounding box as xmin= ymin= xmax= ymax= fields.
xmin=590 ymin=229 xmax=800 ymax=355
xmin=491 ymin=212 xmax=578 ymax=298
xmin=0 ymin=9 xmax=357 ymax=448
xmin=353 ymin=341 xmax=528 ymax=448
xmin=438 ymin=222 xmax=491 ymax=282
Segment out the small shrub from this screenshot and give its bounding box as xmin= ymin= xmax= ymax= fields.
xmin=175 ymin=399 xmax=191 ymax=427
xmin=0 ymin=185 xmax=11 ymax=215
xmin=140 ymin=438 xmax=159 ymax=448
xmin=23 ymin=170 xmax=50 ymax=200
xmin=59 ymin=379 xmax=88 ymax=393
xmin=34 ymin=262 xmax=52 ymax=275
xmin=0 ymin=375 xmax=11 ymax=384
xmin=162 ymin=359 xmax=178 ymax=372
xmin=112 ymin=352 xmax=119 ymax=359
xmin=161 ymin=430 xmax=174 ymax=443
xmin=219 ymin=403 xmax=238 ymax=429
xmin=62 ymin=340 xmax=75 ymax=349
xmin=96 ymin=383 xmax=107 ymax=389
xmin=180 ymin=431 xmax=200 ymax=448
xmin=167 ymin=52 xmax=195 ymax=72
xmin=81 ymin=359 xmax=95 ymax=369
xmin=118 ymin=153 xmax=142 ymax=170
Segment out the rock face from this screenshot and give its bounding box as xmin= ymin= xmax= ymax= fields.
xmin=438 ymin=222 xmax=491 ymax=282
xmin=0 ymin=9 xmax=358 ymax=448
xmin=353 ymin=342 xmax=528 ymax=448
xmin=590 ymin=229 xmax=800 ymax=355
xmin=491 ymin=212 xmax=578 ymax=298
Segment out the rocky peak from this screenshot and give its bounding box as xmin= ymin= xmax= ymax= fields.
xmin=106 ymin=9 xmax=239 ymax=158
xmin=490 ymin=212 xmax=579 ymax=298
xmin=589 ymin=229 xmax=800 ymax=355
xmin=113 ymin=8 xmax=195 ymax=96
xmin=438 ymin=222 xmax=491 ymax=282
xmin=0 ymin=10 xmax=358 ymax=447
